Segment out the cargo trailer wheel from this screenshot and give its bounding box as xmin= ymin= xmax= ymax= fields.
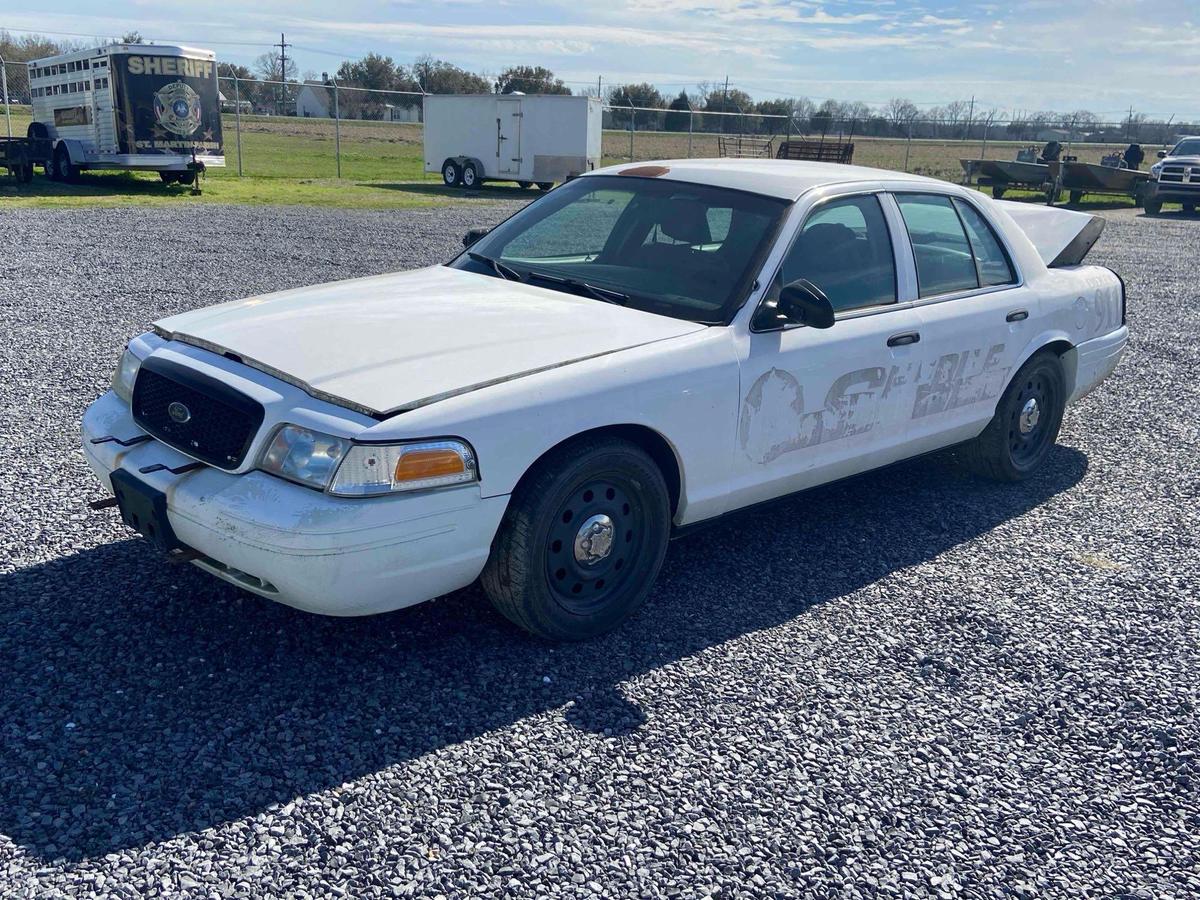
xmin=53 ymin=146 xmax=79 ymax=183
xmin=441 ymin=159 xmax=462 ymax=187
xmin=536 ymin=182 xmax=554 ymax=192
xmin=959 ymin=351 xmax=1065 ymax=482
xmin=461 ymin=161 xmax=480 ymax=189
xmin=517 ymin=181 xmax=532 ymax=189
xmin=481 ymin=435 xmax=671 ymax=641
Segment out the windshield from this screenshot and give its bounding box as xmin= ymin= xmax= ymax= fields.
xmin=1171 ymin=139 xmax=1200 ymax=156
xmin=449 ymin=175 xmax=788 ymax=324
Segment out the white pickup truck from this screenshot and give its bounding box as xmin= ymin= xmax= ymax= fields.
xmin=1145 ymin=136 xmax=1200 ymax=214
xmin=83 ymin=159 xmax=1127 ymax=640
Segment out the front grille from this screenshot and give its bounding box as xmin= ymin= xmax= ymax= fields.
xmin=1158 ymin=164 xmax=1200 ymax=188
xmin=132 ymin=357 xmax=264 ymax=470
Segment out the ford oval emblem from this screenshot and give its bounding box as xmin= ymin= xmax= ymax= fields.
xmin=167 ymin=401 xmax=192 ymax=424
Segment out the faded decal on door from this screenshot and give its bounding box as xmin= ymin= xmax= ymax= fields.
xmin=741 ymin=344 xmax=1011 ymax=463
xmin=911 ymin=344 xmax=1009 ymax=419
xmin=740 ymin=366 xmax=886 ymax=464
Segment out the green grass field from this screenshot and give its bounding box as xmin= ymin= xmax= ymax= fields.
xmin=0 ymin=106 xmax=1144 ymax=209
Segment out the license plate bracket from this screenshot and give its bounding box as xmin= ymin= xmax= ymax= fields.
xmin=109 ymin=469 xmax=183 ymax=553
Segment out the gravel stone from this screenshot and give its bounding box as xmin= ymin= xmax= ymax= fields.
xmin=0 ymin=203 xmax=1197 ymax=898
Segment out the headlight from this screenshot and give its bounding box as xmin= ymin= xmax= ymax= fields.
xmin=329 ymin=439 xmax=478 ymax=497
xmin=259 ymin=425 xmax=351 ymax=491
xmin=112 ymin=347 xmax=142 ymax=403
xmin=1151 ymin=162 xmax=1163 ymax=178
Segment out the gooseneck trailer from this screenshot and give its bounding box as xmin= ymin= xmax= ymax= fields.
xmin=23 ymin=43 xmax=224 ymax=183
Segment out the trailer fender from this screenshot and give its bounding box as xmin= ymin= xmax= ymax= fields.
xmin=55 ymin=139 xmax=88 ymax=166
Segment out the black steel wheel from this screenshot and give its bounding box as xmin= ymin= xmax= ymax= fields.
xmin=960 ymin=351 xmax=1065 ymax=481
xmin=441 ymin=159 xmax=461 ymax=187
xmin=481 ymin=435 xmax=671 ymax=641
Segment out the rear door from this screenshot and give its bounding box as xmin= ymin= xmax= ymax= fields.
xmin=496 ymin=98 xmax=522 ymax=176
xmin=892 ymin=191 xmax=1032 ymax=449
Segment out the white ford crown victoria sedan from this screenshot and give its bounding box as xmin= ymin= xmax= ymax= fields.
xmin=83 ymin=159 xmax=1127 ymax=639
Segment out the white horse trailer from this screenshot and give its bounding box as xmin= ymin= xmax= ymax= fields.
xmin=423 ymin=94 xmax=603 ymax=190
xmin=27 ymin=43 xmax=224 ymax=184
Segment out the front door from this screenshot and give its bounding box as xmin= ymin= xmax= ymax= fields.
xmin=496 ymin=98 xmax=522 ymax=176
xmin=731 ymin=193 xmax=924 ymax=509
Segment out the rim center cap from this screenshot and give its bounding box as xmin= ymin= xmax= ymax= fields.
xmin=1019 ymin=397 xmax=1041 ymax=435
xmin=574 ymin=513 xmax=615 ymax=565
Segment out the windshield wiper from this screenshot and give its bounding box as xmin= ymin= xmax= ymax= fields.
xmin=467 ymin=251 xmax=523 ymax=283
xmin=523 ymin=270 xmax=629 ymax=305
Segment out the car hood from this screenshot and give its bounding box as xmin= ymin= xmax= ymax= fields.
xmin=1162 ymin=155 xmax=1200 ymax=165
xmin=153 ymin=266 xmax=706 ymax=417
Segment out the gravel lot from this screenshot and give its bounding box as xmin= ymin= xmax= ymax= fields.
xmin=1 ymin=202 xmax=1197 ymax=899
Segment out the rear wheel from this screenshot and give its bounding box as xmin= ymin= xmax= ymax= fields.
xmin=481 ymin=436 xmax=671 ymax=641
xmin=53 ymin=146 xmax=79 ymax=183
xmin=461 ymin=160 xmax=480 ymax=189
xmin=959 ymin=351 xmax=1065 ymax=481
xmin=441 ymin=159 xmax=461 ymax=187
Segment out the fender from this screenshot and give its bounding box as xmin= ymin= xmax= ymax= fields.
xmin=54 ymin=138 xmax=89 ymax=165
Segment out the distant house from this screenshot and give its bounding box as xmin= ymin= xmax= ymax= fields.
xmin=384 ymin=103 xmax=421 ymax=123
xmin=295 ymin=83 xmax=331 ymax=118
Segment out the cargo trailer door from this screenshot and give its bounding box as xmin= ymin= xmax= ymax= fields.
xmin=497 ymin=98 xmax=521 ymax=176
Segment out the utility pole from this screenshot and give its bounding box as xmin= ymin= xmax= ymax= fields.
xmin=720 ymin=74 xmax=729 ymax=134
xmin=597 ymin=75 xmax=602 ymax=100
xmin=274 ymin=32 xmax=291 ymax=116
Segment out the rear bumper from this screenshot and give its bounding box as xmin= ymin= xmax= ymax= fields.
xmin=1068 ymin=325 xmax=1128 ymax=403
xmin=81 ymin=390 xmax=507 ymax=616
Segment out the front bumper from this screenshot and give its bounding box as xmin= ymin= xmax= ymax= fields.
xmin=82 ymin=390 xmax=507 ymax=616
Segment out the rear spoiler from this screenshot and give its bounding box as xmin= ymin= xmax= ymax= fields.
xmin=995 ymin=201 xmax=1106 ymax=268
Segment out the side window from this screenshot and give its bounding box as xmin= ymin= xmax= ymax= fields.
xmin=895 ymin=194 xmax=978 ymax=297
xmin=778 ymin=195 xmax=896 ymax=312
xmin=953 ymin=199 xmax=1017 ymax=287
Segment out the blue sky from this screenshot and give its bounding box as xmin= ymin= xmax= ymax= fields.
xmin=4 ymin=1 xmax=1197 ymax=118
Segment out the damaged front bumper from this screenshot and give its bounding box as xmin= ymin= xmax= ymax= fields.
xmin=81 ymin=390 xmax=508 ymax=616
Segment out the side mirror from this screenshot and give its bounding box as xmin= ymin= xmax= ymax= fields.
xmin=1157 ymin=149 xmax=1168 ymax=159
xmin=777 ymin=279 xmax=835 ymax=329
xmin=462 ymin=227 xmax=490 ymax=248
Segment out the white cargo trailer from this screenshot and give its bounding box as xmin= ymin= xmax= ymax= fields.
xmin=423 ymin=94 xmax=603 ymax=190
xmin=27 ymin=43 xmax=224 ymax=184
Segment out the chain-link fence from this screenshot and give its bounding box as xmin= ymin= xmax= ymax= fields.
xmin=4 ymin=61 xmax=1192 ymax=187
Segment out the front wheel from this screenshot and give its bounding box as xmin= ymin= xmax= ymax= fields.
xmin=481 ymin=436 xmax=671 ymax=641
xmin=959 ymin=351 xmax=1066 ymax=481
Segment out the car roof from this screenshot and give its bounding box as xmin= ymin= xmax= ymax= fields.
xmin=583 ymin=157 xmax=942 ymax=201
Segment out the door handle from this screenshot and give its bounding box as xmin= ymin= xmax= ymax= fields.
xmin=1006 ymin=309 xmax=1029 ymax=322
xmin=887 ymin=331 xmax=920 ymax=347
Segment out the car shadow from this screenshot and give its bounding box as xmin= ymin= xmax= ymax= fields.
xmin=362 ymin=181 xmax=541 ymax=201
xmin=0 ymin=446 xmax=1088 ymax=861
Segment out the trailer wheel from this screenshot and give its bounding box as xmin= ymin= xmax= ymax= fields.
xmin=461 ymin=161 xmax=481 ymax=189
xmin=1068 ymin=190 xmax=1083 ymax=205
xmin=536 ymin=181 xmax=554 ymax=192
xmin=53 ymin=146 xmax=79 ymax=184
xmin=441 ymin=159 xmax=462 ymax=187
xmin=991 ymin=185 xmax=1006 ymax=199
xmin=517 ymin=181 xmax=532 ymax=190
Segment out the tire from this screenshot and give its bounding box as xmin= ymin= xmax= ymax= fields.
xmin=27 ymin=122 xmax=49 ymax=140
xmin=461 ymin=160 xmax=480 ymax=189
xmin=536 ymin=181 xmax=554 ymax=192
xmin=53 ymin=146 xmax=79 ymax=183
xmin=1069 ymin=190 xmax=1083 ymax=204
xmin=1144 ymin=197 xmax=1163 ymax=215
xmin=441 ymin=159 xmax=461 ymax=187
xmin=159 ymin=171 xmax=180 ymax=184
xmin=480 ymin=436 xmax=671 ymax=641
xmin=991 ymin=185 xmax=1006 ymax=199
xmin=959 ymin=351 xmax=1066 ymax=482
xmin=517 ymin=181 xmax=532 ymax=189
xmin=178 ymin=171 xmax=197 ymax=186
